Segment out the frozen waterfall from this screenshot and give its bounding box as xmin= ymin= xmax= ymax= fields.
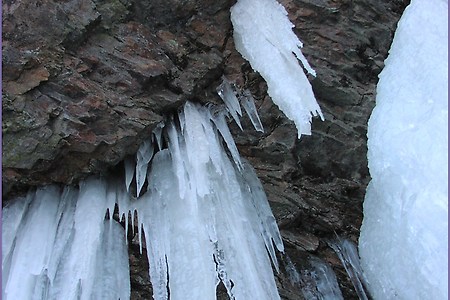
xmin=2 ymin=83 xmax=285 ymax=300
xmin=359 ymin=0 xmax=448 ymax=299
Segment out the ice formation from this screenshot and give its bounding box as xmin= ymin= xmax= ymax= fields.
xmin=328 ymin=238 xmax=369 ymax=300
xmin=121 ymin=99 xmax=284 ymax=300
xmin=358 ymin=0 xmax=448 ymax=299
xmin=2 ymin=183 xmax=131 ymax=300
xmin=282 ymin=254 xmax=344 ymax=300
xmin=3 ymin=80 xmax=285 ymax=300
xmin=230 ymin=0 xmax=324 ymax=138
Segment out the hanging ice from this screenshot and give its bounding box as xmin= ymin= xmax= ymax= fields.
xmin=359 ymin=0 xmax=448 ymax=299
xmin=216 ymin=76 xmax=244 ymax=130
xmin=328 ymin=238 xmax=369 ymax=300
xmin=241 ymin=89 xmax=264 ymax=132
xmin=135 ymin=139 xmax=154 ymax=196
xmin=3 ymin=95 xmax=284 ymax=300
xmin=303 ymin=258 xmax=344 ymax=300
xmin=230 ymin=0 xmax=323 ymax=138
xmin=282 ymin=254 xmax=344 ymax=300
xmin=132 ymin=101 xmax=284 ymax=300
xmin=2 ymin=180 xmax=131 ymax=300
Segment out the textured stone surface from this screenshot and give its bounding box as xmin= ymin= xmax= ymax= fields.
xmin=2 ymin=0 xmax=408 ymax=298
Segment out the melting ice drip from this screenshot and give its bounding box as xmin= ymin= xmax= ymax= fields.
xmin=2 ymin=79 xmax=284 ymax=300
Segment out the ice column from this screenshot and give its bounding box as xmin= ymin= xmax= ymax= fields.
xmin=359 ymin=0 xmax=448 ymax=299
xmin=124 ymin=101 xmax=284 ymax=300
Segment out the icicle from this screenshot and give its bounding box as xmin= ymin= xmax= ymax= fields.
xmin=216 ymin=76 xmax=244 ymax=130
xmin=131 ymin=209 xmax=136 ymax=237
xmin=167 ymin=120 xmax=187 ymax=199
xmin=183 ymin=102 xmax=212 ymax=197
xmin=2 ymin=192 xmax=33 ymax=268
xmin=53 ymin=177 xmax=109 ymax=300
xmin=211 ymin=110 xmax=242 ymax=169
xmin=300 ymin=257 xmax=344 ymax=300
xmin=179 ymin=107 xmax=186 ymax=132
xmin=240 ymin=89 xmax=264 ymax=132
xmin=124 ymin=212 xmax=129 ymax=245
xmin=124 ymin=156 xmax=135 ymax=193
xmin=4 ymin=186 xmax=61 ymax=300
xmin=153 ymin=122 xmax=165 ymax=150
xmin=231 ymin=0 xmax=324 ymax=138
xmin=239 ymin=159 xmax=284 ymax=272
xmin=136 ymin=139 xmax=154 ymax=197
xmin=91 ymin=221 xmax=130 ymax=300
xmin=46 ymin=186 xmax=78 ymax=285
xmin=201 ymin=108 xmax=225 ymax=175
xmin=328 ymin=237 xmax=369 ymax=300
xmin=282 ymin=254 xmax=301 ymax=285
xmin=141 ymin=150 xmax=171 ymax=300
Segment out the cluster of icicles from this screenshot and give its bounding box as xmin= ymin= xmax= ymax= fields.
xmin=2 ymin=78 xmax=285 ymax=300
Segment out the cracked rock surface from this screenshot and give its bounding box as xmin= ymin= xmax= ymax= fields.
xmin=2 ymin=0 xmax=408 ymax=298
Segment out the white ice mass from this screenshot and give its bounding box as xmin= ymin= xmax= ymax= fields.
xmin=283 ymin=254 xmax=344 ymax=300
xmin=2 ymin=183 xmax=131 ymax=300
xmin=231 ymin=0 xmax=324 ymax=138
xmin=359 ymin=0 xmax=448 ymax=299
xmin=2 ymin=83 xmax=285 ymax=300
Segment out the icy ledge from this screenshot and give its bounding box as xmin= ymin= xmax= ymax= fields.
xmin=231 ymin=0 xmax=324 ymax=138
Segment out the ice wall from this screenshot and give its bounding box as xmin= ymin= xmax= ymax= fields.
xmin=359 ymin=0 xmax=448 ymax=299
xmin=230 ymin=0 xmax=323 ymax=138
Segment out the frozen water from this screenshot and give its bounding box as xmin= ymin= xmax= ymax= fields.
xmin=301 ymin=257 xmax=344 ymax=300
xmin=241 ymin=89 xmax=264 ymax=132
xmin=328 ymin=238 xmax=369 ymax=300
xmin=4 ymin=79 xmax=281 ymax=300
xmin=134 ymin=102 xmax=283 ymax=300
xmin=3 ymin=186 xmax=61 ymax=300
xmin=282 ymin=254 xmax=343 ymax=300
xmin=2 ymin=193 xmax=33 ymax=268
xmin=282 ymin=254 xmax=301 ymax=285
xmin=153 ymin=121 xmax=165 ymax=150
xmin=359 ymin=0 xmax=448 ymax=299
xmin=135 ymin=139 xmax=154 ymax=196
xmin=124 ymin=156 xmax=135 ymax=192
xmin=2 ymin=181 xmax=130 ymax=300
xmin=231 ymin=0 xmax=323 ymax=138
xmin=91 ymin=221 xmax=131 ymax=300
xmin=216 ymin=76 xmax=243 ymax=130
xmin=210 ymin=109 xmax=243 ymax=169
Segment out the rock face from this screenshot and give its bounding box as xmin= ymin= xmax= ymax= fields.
xmin=2 ymin=0 xmax=408 ymax=298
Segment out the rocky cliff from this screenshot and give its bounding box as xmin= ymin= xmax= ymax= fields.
xmin=2 ymin=0 xmax=408 ymax=298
